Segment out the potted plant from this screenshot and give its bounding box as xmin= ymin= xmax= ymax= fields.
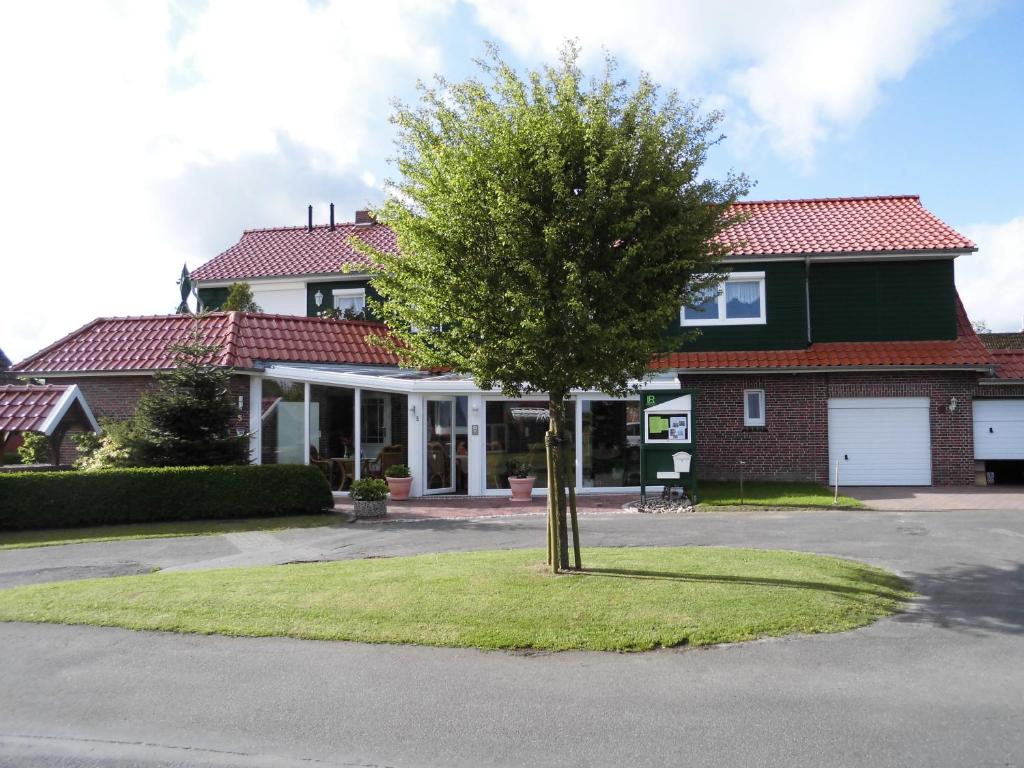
xmin=349 ymin=477 xmax=389 ymax=519
xmin=384 ymin=464 xmax=413 ymax=500
xmin=507 ymin=462 xmax=535 ymax=502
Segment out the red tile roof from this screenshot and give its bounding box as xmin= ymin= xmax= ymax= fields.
xmin=992 ymin=350 xmax=1024 ymax=381
xmin=190 ymin=196 xmax=973 ymax=283
xmin=0 ymin=384 xmax=97 ymax=434
xmin=654 ymin=296 xmax=995 ymax=372
xmin=713 ymin=195 xmax=975 ymax=256
xmin=14 ymin=313 xmax=400 ymax=375
xmin=190 ymin=222 xmax=396 ymax=281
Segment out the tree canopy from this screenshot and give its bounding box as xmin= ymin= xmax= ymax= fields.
xmin=222 ymin=282 xmax=262 ymax=313
xmin=365 ymin=44 xmax=749 ymax=570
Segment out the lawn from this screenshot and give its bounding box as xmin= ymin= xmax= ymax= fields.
xmin=697 ymin=481 xmax=864 ymax=508
xmin=0 ymin=514 xmax=343 ymax=550
xmin=0 ymin=547 xmax=910 ymax=651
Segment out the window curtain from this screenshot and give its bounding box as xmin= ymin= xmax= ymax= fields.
xmin=726 ymin=281 xmax=760 ymax=305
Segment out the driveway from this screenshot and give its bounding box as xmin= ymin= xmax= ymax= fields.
xmin=847 ymin=484 xmax=1024 ymax=511
xmin=1 ymin=509 xmax=1023 ymax=767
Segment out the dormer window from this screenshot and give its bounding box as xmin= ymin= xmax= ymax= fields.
xmin=332 ymin=288 xmax=366 ymax=316
xmin=681 ymin=272 xmax=766 ymax=326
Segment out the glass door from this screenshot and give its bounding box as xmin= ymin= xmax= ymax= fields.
xmin=424 ymin=397 xmax=456 ymax=494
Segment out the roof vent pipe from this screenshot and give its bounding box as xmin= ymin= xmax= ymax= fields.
xmin=329 ymin=203 xmax=335 ymax=231
xmin=307 ymin=205 xmax=313 ymax=233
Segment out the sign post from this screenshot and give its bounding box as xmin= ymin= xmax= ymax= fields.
xmin=639 ymin=389 xmax=698 ymax=503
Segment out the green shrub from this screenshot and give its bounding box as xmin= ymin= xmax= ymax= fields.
xmin=73 ymin=418 xmax=145 ymax=470
xmin=2 ymin=452 xmax=21 ymax=466
xmin=17 ymin=433 xmax=51 ymax=465
xmin=0 ymin=464 xmax=333 ymax=530
xmin=350 ymin=477 xmax=389 ymax=501
xmin=384 ymin=463 xmax=410 ymax=478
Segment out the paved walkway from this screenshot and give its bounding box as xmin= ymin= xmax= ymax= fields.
xmin=1 ymin=509 xmax=1022 ymax=767
xmin=848 ymin=485 xmax=1024 ymax=511
xmin=333 ymin=492 xmax=637 ymax=521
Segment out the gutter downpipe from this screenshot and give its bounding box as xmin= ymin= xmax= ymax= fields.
xmin=805 ymin=253 xmax=812 ymax=345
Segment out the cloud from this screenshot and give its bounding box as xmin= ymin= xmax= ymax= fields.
xmin=958 ymin=217 xmax=1024 ymax=333
xmin=0 ymin=0 xmax=451 ymax=362
xmin=468 ymin=0 xmax=959 ymax=164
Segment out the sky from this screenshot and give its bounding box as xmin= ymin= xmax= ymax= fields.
xmin=1 ymin=0 xmax=1022 ymax=362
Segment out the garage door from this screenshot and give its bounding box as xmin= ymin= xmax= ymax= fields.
xmin=973 ymin=400 xmax=1024 ymax=459
xmin=828 ymin=398 xmax=931 ymax=485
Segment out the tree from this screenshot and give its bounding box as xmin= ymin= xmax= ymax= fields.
xmin=134 ymin=329 xmax=250 ymax=467
xmin=365 ymin=44 xmax=748 ymax=572
xmin=222 ymin=282 xmax=262 ymax=313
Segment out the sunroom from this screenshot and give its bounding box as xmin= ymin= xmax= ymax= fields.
xmin=248 ymin=363 xmax=678 ymax=498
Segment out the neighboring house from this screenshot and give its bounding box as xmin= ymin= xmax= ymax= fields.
xmin=0 ymin=384 xmax=100 ymax=466
xmin=192 ymin=209 xmax=392 ymax=318
xmin=18 ymin=196 xmax=1024 ymax=495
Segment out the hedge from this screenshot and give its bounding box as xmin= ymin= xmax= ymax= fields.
xmin=0 ymin=464 xmax=334 ymax=530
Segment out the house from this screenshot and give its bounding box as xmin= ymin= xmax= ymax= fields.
xmin=0 ymin=384 xmax=100 ymax=466
xmin=14 ymin=196 xmax=1024 ymax=495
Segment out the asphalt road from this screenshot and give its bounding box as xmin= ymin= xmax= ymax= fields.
xmin=1 ymin=509 xmax=1022 ymax=767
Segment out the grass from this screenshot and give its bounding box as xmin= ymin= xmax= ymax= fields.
xmin=0 ymin=514 xmax=344 ymax=550
xmin=697 ymin=481 xmax=864 ymax=508
xmin=0 ymin=547 xmax=910 ymax=651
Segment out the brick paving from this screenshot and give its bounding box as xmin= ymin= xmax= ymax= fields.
xmin=847 ymin=485 xmax=1024 ymax=511
xmin=333 ymin=493 xmax=639 ymax=521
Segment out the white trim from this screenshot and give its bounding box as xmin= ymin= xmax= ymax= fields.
xmin=302 ymin=382 xmax=311 ymax=466
xmin=38 ymin=385 xmax=100 ymax=435
xmin=195 ymin=273 xmax=372 ymax=289
xmin=249 ymin=376 xmax=261 ymax=463
xmin=353 ymin=387 xmax=361 ymax=481
xmin=722 ymin=249 xmax=971 ymax=264
xmin=743 ymin=389 xmax=766 ymax=427
xmin=681 ymin=271 xmax=767 ymax=327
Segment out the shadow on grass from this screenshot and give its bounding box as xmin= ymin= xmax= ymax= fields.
xmin=578 ymin=566 xmax=907 ymax=600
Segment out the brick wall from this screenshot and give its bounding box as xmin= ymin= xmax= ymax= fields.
xmin=678 ymin=370 xmax=981 ymax=486
xmin=49 ymin=373 xmax=253 ymax=465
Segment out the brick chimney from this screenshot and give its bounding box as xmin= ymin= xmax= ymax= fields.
xmin=354 ymin=209 xmax=374 ymax=225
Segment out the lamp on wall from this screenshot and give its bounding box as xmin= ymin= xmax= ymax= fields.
xmin=314 ymin=289 xmax=324 ymax=307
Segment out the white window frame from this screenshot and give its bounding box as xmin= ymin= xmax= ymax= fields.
xmin=744 ymin=389 xmax=766 ymax=427
xmin=332 ymin=288 xmax=366 ymax=314
xmin=681 ymin=272 xmax=767 ymax=326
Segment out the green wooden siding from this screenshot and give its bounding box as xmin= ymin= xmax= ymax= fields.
xmin=305 ymin=279 xmax=382 ymax=319
xmin=668 ymin=261 xmax=808 ymax=352
xmin=809 ymin=259 xmax=956 ymax=342
xmin=197 ymin=287 xmax=230 ymax=311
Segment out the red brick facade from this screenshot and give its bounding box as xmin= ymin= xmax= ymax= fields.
xmin=46 ymin=374 xmax=252 ymax=465
xmin=678 ymin=370 xmax=986 ymax=486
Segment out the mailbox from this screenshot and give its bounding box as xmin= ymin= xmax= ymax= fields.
xmin=640 ymin=389 xmax=698 ymax=500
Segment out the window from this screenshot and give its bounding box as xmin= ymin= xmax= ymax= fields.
xmin=682 ymin=272 xmax=766 ymax=326
xmin=744 ymin=389 xmax=765 ymax=427
xmin=332 ymin=288 xmax=366 ymax=316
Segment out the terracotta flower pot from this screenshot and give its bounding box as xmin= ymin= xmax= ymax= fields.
xmin=508 ymin=475 xmax=535 ymax=502
xmin=386 ymin=475 xmax=413 ymax=501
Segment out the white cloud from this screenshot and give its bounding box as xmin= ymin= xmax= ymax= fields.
xmin=468 ymin=0 xmax=958 ymax=164
xmin=958 ymin=218 xmax=1024 ymax=333
xmin=0 ymin=0 xmax=451 ymax=362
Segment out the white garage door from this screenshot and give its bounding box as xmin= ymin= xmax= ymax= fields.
xmin=973 ymin=400 xmax=1024 ymax=459
xmin=828 ymin=398 xmax=931 ymax=486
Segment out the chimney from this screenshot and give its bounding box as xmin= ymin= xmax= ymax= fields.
xmin=307 ymin=204 xmax=313 ymax=232
xmin=354 ymin=209 xmax=373 ymax=226
xmin=329 ymin=203 xmax=336 ymax=231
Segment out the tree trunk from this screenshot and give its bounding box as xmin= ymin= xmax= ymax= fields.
xmin=547 ymin=397 xmax=571 ymax=571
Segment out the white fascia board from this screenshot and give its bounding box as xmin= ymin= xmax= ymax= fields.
xmin=264 ymin=365 xmax=680 ymax=397
xmin=39 ymin=385 xmax=101 ymax=435
xmin=196 ymin=273 xmax=372 ymax=289
xmin=723 ymin=249 xmax=970 ymax=264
